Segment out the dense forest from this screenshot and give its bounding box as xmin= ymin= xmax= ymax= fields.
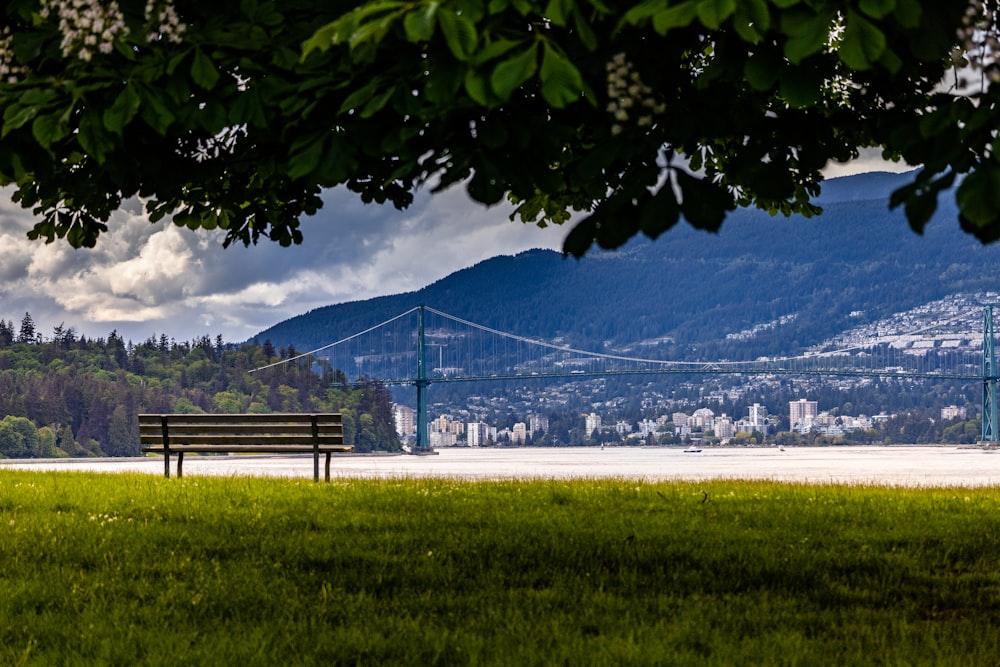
xmin=0 ymin=313 xmax=400 ymax=458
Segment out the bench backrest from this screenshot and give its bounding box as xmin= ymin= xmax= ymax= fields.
xmin=138 ymin=413 xmax=344 ymax=447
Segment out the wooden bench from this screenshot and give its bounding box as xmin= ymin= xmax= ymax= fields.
xmin=139 ymin=413 xmax=352 ymax=482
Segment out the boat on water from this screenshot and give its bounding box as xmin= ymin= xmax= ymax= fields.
xmin=683 ymin=446 xmax=702 ymax=453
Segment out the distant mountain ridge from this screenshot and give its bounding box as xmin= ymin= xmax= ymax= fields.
xmin=253 ymin=171 xmax=1000 ymax=363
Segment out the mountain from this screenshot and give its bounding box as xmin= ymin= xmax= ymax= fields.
xmin=252 ymin=170 xmax=1000 ymax=363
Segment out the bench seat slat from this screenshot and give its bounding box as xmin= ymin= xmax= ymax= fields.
xmin=140 ymin=435 xmax=345 ymax=446
xmin=139 ymin=424 xmax=344 ymax=439
xmin=141 ymin=444 xmax=353 ymax=453
xmin=138 ymin=413 xmax=341 ymax=425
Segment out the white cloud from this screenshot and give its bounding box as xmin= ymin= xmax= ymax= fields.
xmin=0 ymin=183 xmax=561 ymax=343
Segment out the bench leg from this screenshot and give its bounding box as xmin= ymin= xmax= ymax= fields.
xmin=164 ymin=451 xmax=170 ymax=479
xmin=177 ymin=452 xmax=184 ymax=479
xmin=325 ymin=452 xmax=331 ymax=482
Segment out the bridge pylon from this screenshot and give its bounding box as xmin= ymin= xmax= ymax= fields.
xmin=983 ymin=305 xmax=998 ymax=443
xmin=415 ymin=305 xmax=431 ymax=452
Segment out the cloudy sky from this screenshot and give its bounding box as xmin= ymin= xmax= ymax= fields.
xmin=0 ymin=151 xmax=901 ymax=345
xmin=0 ymin=184 xmax=567 ymax=345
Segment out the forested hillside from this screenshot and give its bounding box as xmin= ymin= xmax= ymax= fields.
xmin=0 ymin=316 xmax=399 ymax=458
xmin=254 ymin=171 xmax=1000 ymax=363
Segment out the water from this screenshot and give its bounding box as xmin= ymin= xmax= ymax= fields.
xmin=3 ymin=446 xmax=1000 ymax=487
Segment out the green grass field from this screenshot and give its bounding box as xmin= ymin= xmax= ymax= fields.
xmin=2 ymin=469 xmax=999 ymax=665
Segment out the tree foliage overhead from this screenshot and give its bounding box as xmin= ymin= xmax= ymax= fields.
xmin=0 ymin=0 xmax=996 ymax=254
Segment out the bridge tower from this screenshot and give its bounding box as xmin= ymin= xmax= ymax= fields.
xmin=415 ymin=305 xmax=430 ymax=451
xmin=983 ymin=305 xmax=998 ymax=443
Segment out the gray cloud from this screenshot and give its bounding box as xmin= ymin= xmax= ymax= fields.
xmin=0 ymin=185 xmax=562 ymax=343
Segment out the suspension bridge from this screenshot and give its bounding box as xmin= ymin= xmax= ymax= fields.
xmin=253 ymin=305 xmax=1000 ymax=451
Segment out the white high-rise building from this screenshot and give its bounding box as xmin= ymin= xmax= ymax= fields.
xmin=393 ymin=405 xmax=415 ymax=437
xmin=713 ymin=414 xmax=735 ymax=439
xmin=748 ymin=403 xmax=770 ymax=434
xmin=529 ymin=414 xmax=549 ymax=435
xmin=585 ymin=413 xmax=602 ymax=438
xmin=467 ymin=422 xmax=488 ymax=447
xmin=789 ymin=399 xmax=819 ymax=432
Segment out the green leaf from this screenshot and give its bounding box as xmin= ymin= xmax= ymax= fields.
xmin=563 ymin=215 xmax=598 ymax=257
xmin=423 ymin=59 xmax=464 ymax=105
xmin=839 ymin=9 xmax=886 ymax=70
xmin=490 ymin=42 xmax=539 ymax=101
xmin=339 ymin=78 xmax=381 ymax=115
xmin=779 ymin=67 xmax=823 ymax=107
xmin=696 ymin=0 xmax=736 ymax=30
xmin=544 ymin=0 xmax=573 ymax=26
xmin=639 ymin=184 xmax=680 ymax=239
xmin=471 ymin=38 xmax=520 ymax=66
xmin=438 ymin=8 xmax=479 ymax=60
xmin=288 ymin=135 xmax=327 ymax=180
xmin=360 ymin=84 xmax=397 ymax=118
xmin=228 ymin=88 xmax=268 ymax=128
xmin=540 ymin=41 xmax=585 ymax=107
xmin=2 ymin=105 xmax=37 ymax=136
xmin=467 ymin=169 xmax=506 ymax=205
xmin=32 ymin=113 xmax=68 ymax=150
xmin=302 ymin=21 xmax=343 ymax=57
xmin=957 ymin=167 xmax=1000 ymax=228
xmin=652 ymin=2 xmax=698 ymax=33
xmin=744 ymin=51 xmax=781 ymax=90
xmin=191 ymin=49 xmax=221 ymax=90
xmin=172 ymin=210 xmax=199 ymax=230
xmin=464 ymin=69 xmax=494 ymax=106
xmin=676 ymin=170 xmax=732 ymax=231
xmin=77 ymin=110 xmax=114 ymax=163
xmin=859 ymin=0 xmax=895 ymax=19
xmin=782 ymin=9 xmax=835 ymax=64
xmin=19 ymin=88 xmax=59 ymax=107
xmin=103 ymin=86 xmax=141 ymax=134
xmin=732 ymin=0 xmax=769 ymax=42
xmin=404 ymin=2 xmax=438 ymax=42
xmin=624 ymin=0 xmax=668 ymax=24
xmin=136 ymin=86 xmax=175 ymax=134
xmin=892 ymin=0 xmax=921 ymax=28
xmin=572 ymin=7 xmax=598 ymax=50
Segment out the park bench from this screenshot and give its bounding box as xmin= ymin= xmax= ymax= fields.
xmin=139 ymin=413 xmax=352 ymax=482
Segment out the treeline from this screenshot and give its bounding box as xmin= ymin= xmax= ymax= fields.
xmin=0 ymin=314 xmax=400 ymax=458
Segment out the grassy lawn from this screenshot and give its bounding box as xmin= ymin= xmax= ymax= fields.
xmin=1 ymin=469 xmax=1000 ymax=665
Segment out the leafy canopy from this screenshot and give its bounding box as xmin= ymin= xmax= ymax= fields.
xmin=0 ymin=0 xmax=995 ymax=254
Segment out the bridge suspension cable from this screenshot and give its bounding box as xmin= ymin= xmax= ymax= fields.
xmin=248 ymin=307 xmax=419 ymax=374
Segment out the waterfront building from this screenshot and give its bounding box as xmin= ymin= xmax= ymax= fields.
xmin=748 ymin=403 xmax=770 ymax=434
xmin=393 ymin=405 xmax=415 ymax=437
xmin=585 ymin=413 xmax=602 ymax=438
xmin=467 ymin=421 xmax=488 ymax=447
xmin=789 ymin=399 xmax=819 ymax=433
xmin=512 ymin=422 xmax=528 ymax=444
xmin=529 ymin=413 xmax=549 ymax=435
xmin=713 ymin=414 xmax=735 ymax=439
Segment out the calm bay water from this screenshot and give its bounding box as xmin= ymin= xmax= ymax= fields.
xmin=3 ymin=446 xmax=1000 ymax=487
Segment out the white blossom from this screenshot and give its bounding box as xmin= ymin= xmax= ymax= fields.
xmin=604 ymin=53 xmax=664 ymax=133
xmin=40 ymin=0 xmax=128 ymax=61
xmin=0 ymin=26 xmax=28 ymax=83
xmin=37 ymin=0 xmax=187 ymax=62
